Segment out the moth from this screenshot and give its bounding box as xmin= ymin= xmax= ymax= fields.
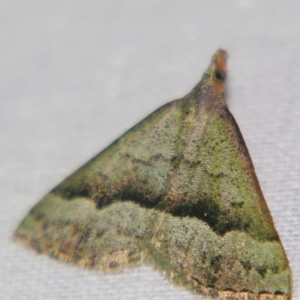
xmin=14 ymin=50 xmax=292 ymax=300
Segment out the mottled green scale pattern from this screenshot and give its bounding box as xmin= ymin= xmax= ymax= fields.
xmin=15 ymin=196 xmax=290 ymax=298
xmin=52 ymin=100 xmax=182 ymax=205
xmin=193 ymin=109 xmax=278 ymax=240
xmin=51 ymin=96 xmax=277 ymax=241
xmin=14 ymin=50 xmax=292 ymax=300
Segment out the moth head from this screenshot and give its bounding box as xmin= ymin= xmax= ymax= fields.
xmin=204 ymin=49 xmax=228 ymax=104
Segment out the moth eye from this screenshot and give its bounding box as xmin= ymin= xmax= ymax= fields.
xmin=214 ymin=70 xmax=225 ymax=82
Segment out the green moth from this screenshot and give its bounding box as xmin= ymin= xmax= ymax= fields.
xmin=14 ymin=50 xmax=292 ymax=300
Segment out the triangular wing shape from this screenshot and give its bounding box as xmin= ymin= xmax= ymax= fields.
xmin=14 ymin=50 xmax=292 ymax=300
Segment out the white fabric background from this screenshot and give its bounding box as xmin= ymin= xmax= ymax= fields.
xmin=1 ymin=1 xmax=299 ymax=299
